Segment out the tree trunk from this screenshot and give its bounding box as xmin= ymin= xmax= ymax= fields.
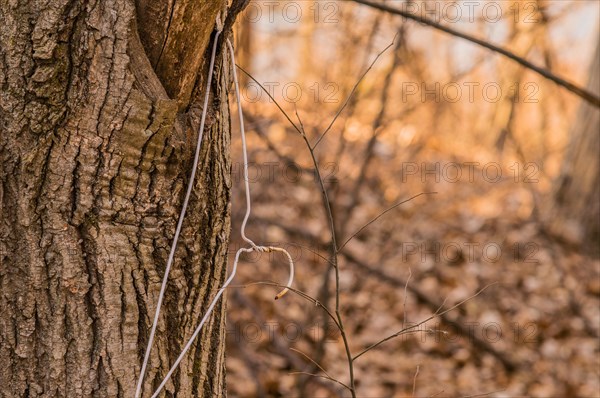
xmin=0 ymin=0 xmax=242 ymax=396
xmin=552 ymin=42 xmax=600 ymax=255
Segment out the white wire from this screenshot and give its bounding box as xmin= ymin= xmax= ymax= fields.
xmin=149 ymin=247 xmax=250 ymax=398
xmin=231 ymin=45 xmax=257 ymax=248
xmin=224 ymin=37 xmax=294 ymax=299
xmin=134 ymin=27 xmax=223 ymax=398
xmin=141 ymin=35 xmax=295 ymax=397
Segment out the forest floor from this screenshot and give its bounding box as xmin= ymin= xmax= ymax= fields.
xmin=223 ymin=108 xmax=599 ymax=398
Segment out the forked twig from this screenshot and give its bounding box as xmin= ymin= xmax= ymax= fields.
xmin=289 ymin=372 xmax=351 ymax=392
xmin=233 ymin=66 xmax=359 ymax=396
xmin=352 ymin=282 xmax=498 ymax=361
xmin=290 ymin=347 xmax=331 ymax=377
xmin=290 ymin=346 xmax=351 ymax=392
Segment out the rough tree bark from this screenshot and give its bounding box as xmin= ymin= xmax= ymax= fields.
xmin=552 ymin=42 xmax=600 ymax=256
xmin=0 ymin=0 xmax=245 ymax=396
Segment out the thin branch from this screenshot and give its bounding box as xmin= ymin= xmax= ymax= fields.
xmin=403 ymin=268 xmax=412 ymax=328
xmin=237 ymin=281 xmax=341 ymax=330
xmin=294 ymin=103 xmax=306 ymax=134
xmin=289 ymin=372 xmax=351 ymax=392
xmin=236 ymin=65 xmax=305 ymax=136
xmin=434 ymin=296 xmax=450 ymax=316
xmin=340 ymin=31 xmax=404 ymax=236
xmin=338 ymin=192 xmax=437 ymax=252
xmin=412 ymin=365 xmax=420 ymax=397
xmin=298 ymin=111 xmax=358 ymax=398
xmin=257 ymin=74 xmax=359 ymax=396
xmin=333 ymin=14 xmax=385 ymax=170
xmin=353 ymin=0 xmax=600 ymax=108
xmin=312 ymin=33 xmax=399 ymax=149
xmin=290 ymin=242 xmax=335 ymax=268
xmin=213 ymin=43 xmax=355 ymax=398
xmin=290 ymin=348 xmax=330 ymax=377
xmin=352 ymin=283 xmax=498 ymax=361
xmin=231 ymin=74 xmax=349 ymax=379
xmin=288 ymin=347 xmax=345 ymax=391
xmin=243 ymin=113 xmax=317 ymax=176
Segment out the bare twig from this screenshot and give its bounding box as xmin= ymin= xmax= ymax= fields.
xmin=352 ymin=283 xmax=498 ymax=361
xmin=236 ymin=281 xmax=341 ymax=330
xmin=297 ymin=105 xmax=358 ymax=398
xmin=290 ymin=347 xmax=331 ymax=378
xmin=236 ymin=65 xmax=304 ymax=136
xmin=243 ymin=113 xmax=324 ymax=180
xmin=338 ymin=192 xmax=438 ymax=252
xmin=463 ymin=388 xmax=507 ymax=398
xmin=403 ymin=268 xmax=412 ymax=328
xmin=235 ymin=67 xmax=359 ymax=396
xmin=312 ymin=33 xmax=399 ymax=149
xmin=353 ymin=0 xmax=600 ymax=107
xmin=289 ymin=372 xmax=351 ymax=392
xmin=290 ymin=346 xmax=351 ymax=393
xmin=341 ymin=250 xmax=518 ymax=371
xmin=340 ymin=32 xmax=404 ymax=235
xmin=412 ymin=365 xmax=420 ymax=397
xmin=333 ymin=15 xmax=385 ymax=166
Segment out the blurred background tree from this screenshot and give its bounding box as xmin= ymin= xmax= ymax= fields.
xmin=552 ymin=41 xmax=599 ymax=255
